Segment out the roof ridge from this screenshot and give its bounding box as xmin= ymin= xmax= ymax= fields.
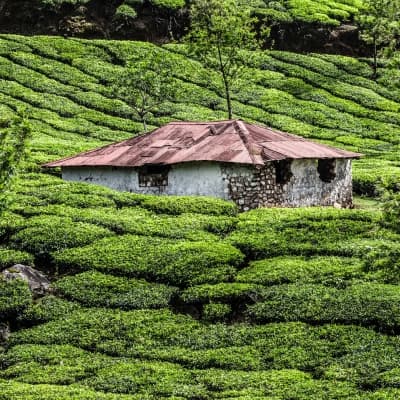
xmin=234 ymin=120 xmax=260 ymax=165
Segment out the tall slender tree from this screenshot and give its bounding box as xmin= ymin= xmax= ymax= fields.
xmin=111 ymin=49 xmax=177 ymax=132
xmin=357 ymin=0 xmax=400 ymax=79
xmin=0 ymin=113 xmax=31 ymax=214
xmin=186 ymin=0 xmax=260 ymax=119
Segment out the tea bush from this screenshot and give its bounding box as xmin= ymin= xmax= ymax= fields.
xmin=247 ymin=283 xmax=400 ymax=332
xmin=10 ymin=216 xmax=114 ymax=258
xmin=55 ymin=271 xmax=177 ymax=309
xmin=18 ymin=296 xmax=81 ymax=325
xmin=236 ymin=256 xmax=365 ymax=285
xmin=0 ymin=278 xmax=31 ymax=321
xmin=53 ymin=235 xmax=244 ymax=286
xmin=0 ymin=249 xmax=34 ymax=269
xmin=181 ymin=283 xmax=260 ymax=304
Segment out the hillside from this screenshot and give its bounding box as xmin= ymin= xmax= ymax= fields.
xmin=0 ymin=1 xmax=365 ymax=53
xmin=1 ymin=33 xmax=400 ymax=399
xmin=0 ymin=35 xmax=398 ymax=195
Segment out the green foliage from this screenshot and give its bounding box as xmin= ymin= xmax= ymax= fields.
xmin=356 ymin=0 xmax=400 ymax=78
xmin=0 ymin=113 xmax=31 ymax=213
xmin=18 ymin=296 xmax=81 ymax=325
xmin=137 ymin=195 xmax=238 ymax=216
xmin=10 ymin=216 xmax=113 ymax=259
xmin=236 ymin=256 xmax=365 ymax=285
xmin=186 ymin=0 xmax=260 ymax=118
xmin=181 ymin=283 xmax=260 ymax=304
xmin=110 ymin=49 xmax=177 ymax=131
xmin=227 ymin=207 xmax=389 ymax=259
xmin=202 ymin=303 xmax=232 ymax=322
xmin=247 ymin=283 xmax=400 ymax=332
xmin=54 ymin=271 xmax=177 ymax=309
xmin=0 ymin=248 xmax=34 ymax=269
xmin=53 ymin=235 xmax=243 ymax=286
xmin=0 ymin=278 xmax=31 ymax=321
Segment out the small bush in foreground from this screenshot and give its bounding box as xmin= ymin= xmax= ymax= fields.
xmin=236 ymin=256 xmax=364 ymax=285
xmin=247 ymin=283 xmax=400 ymax=332
xmin=54 ymin=235 xmax=244 ymax=286
xmin=55 ymin=271 xmax=177 ymax=309
xmin=10 ymin=216 xmax=113 ymax=259
xmin=0 ymin=249 xmax=34 ymax=269
xmin=0 ymin=277 xmax=31 ymax=321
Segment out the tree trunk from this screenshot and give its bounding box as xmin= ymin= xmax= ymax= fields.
xmin=373 ymin=36 xmax=378 ymax=81
xmin=142 ymin=116 xmax=147 ymax=132
xmin=222 ymin=72 xmax=232 ymax=120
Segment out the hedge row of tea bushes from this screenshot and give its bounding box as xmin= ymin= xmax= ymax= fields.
xmin=4 ymin=180 xmax=400 ymax=397
xmin=0 ymin=35 xmax=399 ymax=193
xmin=8 ymin=307 xmax=400 ymax=395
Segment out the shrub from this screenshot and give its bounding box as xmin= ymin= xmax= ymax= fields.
xmin=18 ymin=296 xmax=81 ymax=325
xmin=54 ymin=235 xmax=244 ymax=286
xmin=247 ymin=283 xmax=400 ymax=332
xmin=202 ymin=303 xmax=232 ymax=322
xmin=0 ymin=249 xmax=34 ymax=269
xmin=10 ymin=216 xmax=114 ymax=259
xmin=181 ymin=283 xmax=260 ymax=304
xmin=236 ymin=256 xmax=365 ymax=285
xmin=0 ymin=344 xmax=110 ymax=386
xmin=0 ymin=380 xmax=145 ymax=400
xmin=54 ymin=271 xmax=177 ymax=309
xmin=137 ymin=195 xmax=238 ymax=216
xmin=0 ymin=277 xmax=31 ymax=321
xmin=0 ymin=212 xmax=26 ymax=242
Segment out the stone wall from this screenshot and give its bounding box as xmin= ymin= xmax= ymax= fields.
xmin=221 ymin=159 xmax=353 ymax=211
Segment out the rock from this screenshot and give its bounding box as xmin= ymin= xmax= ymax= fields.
xmin=0 ymin=322 xmax=10 ymax=343
xmin=1 ymin=265 xmax=51 ymax=296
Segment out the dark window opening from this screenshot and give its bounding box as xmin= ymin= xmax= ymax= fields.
xmin=318 ymin=159 xmax=336 ymax=183
xmin=275 ymin=160 xmax=293 ymax=184
xmin=139 ymin=164 xmax=169 ymax=187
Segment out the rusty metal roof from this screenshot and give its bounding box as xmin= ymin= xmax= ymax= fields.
xmin=44 ymin=120 xmax=362 ymax=168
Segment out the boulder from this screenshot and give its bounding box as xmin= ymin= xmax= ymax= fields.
xmin=0 ymin=322 xmax=10 ymax=343
xmin=1 ymin=265 xmax=51 ymax=296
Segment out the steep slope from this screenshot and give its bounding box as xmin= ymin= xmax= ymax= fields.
xmin=0 ymin=34 xmax=398 ymax=194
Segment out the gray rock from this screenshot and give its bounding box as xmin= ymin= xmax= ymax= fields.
xmin=1 ymin=264 xmax=51 ymax=296
xmin=0 ymin=322 xmax=10 ymax=343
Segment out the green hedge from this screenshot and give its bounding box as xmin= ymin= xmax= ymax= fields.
xmin=18 ymin=296 xmax=81 ymax=325
xmin=181 ymin=283 xmax=260 ymax=304
xmin=236 ymin=256 xmax=364 ymax=285
xmin=10 ymin=216 xmax=114 ymax=259
xmin=0 ymin=249 xmax=34 ymax=269
xmin=0 ymin=380 xmax=147 ymax=400
xmin=53 ymin=235 xmax=244 ymax=286
xmin=0 ymin=278 xmax=32 ymax=321
xmin=247 ymin=283 xmax=400 ymax=332
xmin=54 ymin=271 xmax=177 ymax=309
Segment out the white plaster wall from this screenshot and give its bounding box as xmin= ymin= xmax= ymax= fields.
xmin=61 ymin=162 xmax=229 ymax=198
xmin=283 ymin=159 xmax=352 ymax=207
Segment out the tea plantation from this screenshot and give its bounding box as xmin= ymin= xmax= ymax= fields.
xmin=2 ymin=34 xmax=400 ymax=399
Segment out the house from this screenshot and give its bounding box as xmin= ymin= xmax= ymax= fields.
xmin=44 ymin=120 xmax=361 ymax=210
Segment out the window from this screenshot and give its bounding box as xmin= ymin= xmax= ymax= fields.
xmin=318 ymin=159 xmax=336 ymax=183
xmin=139 ymin=165 xmax=169 ymax=187
xmin=275 ymin=160 xmax=293 ymax=184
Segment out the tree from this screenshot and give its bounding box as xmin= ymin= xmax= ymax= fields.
xmin=111 ymin=49 xmax=177 ymax=132
xmin=0 ymin=113 xmax=31 ymax=214
xmin=186 ymin=0 xmax=260 ymax=119
xmin=357 ymin=0 xmax=400 ymax=80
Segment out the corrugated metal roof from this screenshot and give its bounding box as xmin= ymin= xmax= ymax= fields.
xmin=43 ymin=120 xmax=362 ymax=168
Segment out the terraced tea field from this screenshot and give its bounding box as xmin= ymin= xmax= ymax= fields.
xmin=1 ymin=34 xmax=399 ymax=195
xmin=2 ymin=34 xmax=400 ymax=399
